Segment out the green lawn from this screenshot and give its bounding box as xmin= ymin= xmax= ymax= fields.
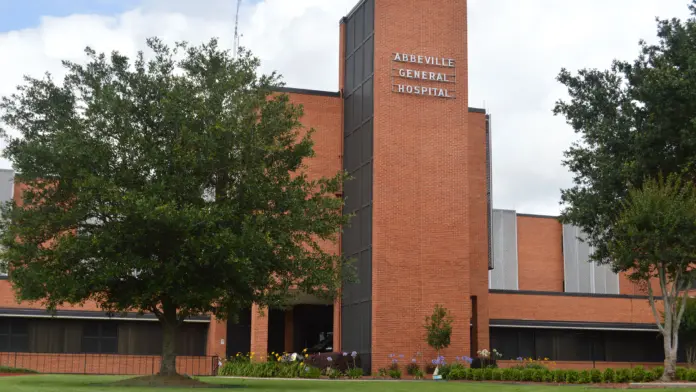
xmin=0 ymin=375 xmax=691 ymax=392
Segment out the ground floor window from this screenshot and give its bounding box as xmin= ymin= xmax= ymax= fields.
xmin=0 ymin=317 xmax=208 ymax=355
xmin=490 ymin=327 xmax=669 ymax=362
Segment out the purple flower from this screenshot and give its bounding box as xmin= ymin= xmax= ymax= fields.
xmin=516 ymin=357 xmax=523 ymax=361
xmin=392 ymin=358 xmax=398 ymax=364
xmin=327 ymin=357 xmax=333 ymax=362
xmin=351 ymin=351 xmax=358 ymax=358
xmin=456 ymin=356 xmax=460 ymax=361
xmin=389 ymin=354 xmax=394 ymax=358
xmin=466 ymin=357 xmax=473 ymax=364
xmin=399 ymin=354 xmax=404 ymax=358
xmin=343 ymin=352 xmax=348 ymax=357
xmin=411 ymin=358 xmax=417 ymax=363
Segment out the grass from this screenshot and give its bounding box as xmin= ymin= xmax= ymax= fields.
xmin=0 ymin=374 xmax=691 ymax=391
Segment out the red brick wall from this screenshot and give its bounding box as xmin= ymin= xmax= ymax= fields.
xmin=0 ymin=352 xmax=216 ymax=375
xmin=371 ymin=0 xmax=470 ymax=372
xmin=516 ymin=216 xmax=564 ymax=292
xmin=489 ymin=293 xmax=660 ymax=324
xmin=468 ymin=111 xmax=490 ymax=354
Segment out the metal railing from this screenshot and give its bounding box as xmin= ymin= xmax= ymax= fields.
xmin=0 ymin=352 xmax=219 ymax=376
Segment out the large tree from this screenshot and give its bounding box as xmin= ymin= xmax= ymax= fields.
xmin=0 ymin=38 xmax=349 ymax=376
xmin=606 ymin=175 xmax=696 ymax=380
xmin=554 ymin=0 xmax=696 ymax=381
xmin=554 ymin=1 xmax=696 ymax=380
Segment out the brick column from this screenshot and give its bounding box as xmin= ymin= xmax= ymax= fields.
xmin=250 ymin=304 xmax=268 ymax=362
xmin=284 ymin=309 xmax=294 ymax=353
xmin=206 ymin=315 xmax=228 ymax=359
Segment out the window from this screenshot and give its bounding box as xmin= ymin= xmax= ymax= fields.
xmin=562 ymin=225 xmax=619 ymax=294
xmin=82 ymin=322 xmax=118 ymax=354
xmin=489 ymin=209 xmax=519 ymax=290
xmin=0 ymin=318 xmax=29 ymax=352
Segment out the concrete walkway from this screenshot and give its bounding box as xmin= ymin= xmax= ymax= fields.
xmin=630 ymin=382 xmax=696 ymax=389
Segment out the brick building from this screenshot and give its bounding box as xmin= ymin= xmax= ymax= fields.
xmin=0 ymin=0 xmax=674 ymax=375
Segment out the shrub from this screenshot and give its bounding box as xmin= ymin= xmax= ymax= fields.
xmin=590 ymin=369 xmax=602 ymax=383
xmin=471 ymin=369 xmax=484 ymax=381
xmin=389 ymin=369 xmax=402 ymax=379
xmin=483 ymin=367 xmax=494 ymax=380
xmin=438 ymin=364 xmax=452 ymax=380
xmin=615 ymin=368 xmax=631 ymax=383
xmin=492 ymin=368 xmax=503 ymax=380
xmin=446 ymin=366 xmax=467 ymax=380
xmin=304 ymin=366 xmax=322 ymax=379
xmin=578 ymin=370 xmax=591 ymax=384
xmin=511 ymin=369 xmax=522 ymax=381
xmin=521 ymin=368 xmax=535 ymax=381
xmin=413 ymin=369 xmax=425 ymax=380
xmin=631 ymin=366 xmax=646 ymax=382
xmin=406 ymin=362 xmax=420 ymax=376
xmin=652 ymin=366 xmax=664 ymax=381
xmin=305 ymin=353 xmax=356 ymax=372
xmin=501 ymin=368 xmax=515 ymax=381
xmin=531 ymin=369 xmax=545 ymax=382
xmin=552 ymin=369 xmax=567 ymax=383
xmin=565 ymin=370 xmax=579 ymax=384
xmin=602 ymin=368 xmax=615 ymax=383
xmin=377 ymin=368 xmax=388 ymax=378
xmin=676 ymin=367 xmax=688 ymax=381
xmin=324 ymin=367 xmax=341 ymax=379
xmin=687 ymin=369 xmax=696 ymax=382
xmin=425 ymin=364 xmax=436 ymax=374
xmin=643 ymin=370 xmax=656 ymax=382
xmin=346 ymin=367 xmax=363 ymax=379
xmin=0 ymin=366 xmax=37 ymax=374
xmin=542 ymin=370 xmax=555 ymax=382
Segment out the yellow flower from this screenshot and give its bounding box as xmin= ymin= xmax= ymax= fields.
xmin=544 ymin=358 xmax=549 ymax=361
xmin=304 ymin=354 xmax=308 ymax=358
xmin=302 ymin=348 xmax=307 ymax=353
xmin=277 ymin=357 xmax=282 ymax=362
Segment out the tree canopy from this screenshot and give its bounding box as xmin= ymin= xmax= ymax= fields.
xmin=554 ymin=2 xmax=696 ymax=265
xmin=0 ymin=37 xmax=349 ymax=375
xmin=606 ymin=175 xmax=696 ymax=379
xmin=554 ymin=2 xmax=696 ymax=380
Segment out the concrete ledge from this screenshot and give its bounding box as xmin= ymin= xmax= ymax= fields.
xmin=630 ymin=383 xmax=696 ymax=389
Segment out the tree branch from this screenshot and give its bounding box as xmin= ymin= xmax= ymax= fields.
xmin=647 ymin=278 xmax=667 ymax=334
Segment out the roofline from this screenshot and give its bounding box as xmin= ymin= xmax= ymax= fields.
xmin=341 ymin=0 xmax=367 ymax=24
xmin=490 ymin=318 xmax=660 ymax=332
xmin=516 ymin=213 xmax=560 ymax=220
xmin=274 ymin=87 xmax=341 ymax=98
xmin=0 ymin=307 xmax=210 ymax=323
xmin=468 ymin=107 xmax=486 ymax=114
xmin=489 ymin=289 xmax=652 ymax=300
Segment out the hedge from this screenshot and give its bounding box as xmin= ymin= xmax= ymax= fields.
xmin=444 ymin=365 xmax=687 ymax=384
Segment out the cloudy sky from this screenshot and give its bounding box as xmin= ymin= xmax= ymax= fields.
xmin=0 ymin=0 xmax=692 ymax=215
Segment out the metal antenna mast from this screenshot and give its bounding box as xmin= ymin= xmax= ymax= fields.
xmin=233 ymin=0 xmax=242 ymax=58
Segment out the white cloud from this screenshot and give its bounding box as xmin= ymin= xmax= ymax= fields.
xmin=0 ymin=0 xmax=692 ymax=214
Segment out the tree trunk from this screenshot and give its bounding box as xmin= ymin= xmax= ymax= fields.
xmin=662 ymin=331 xmax=677 ymax=381
xmin=159 ymin=301 xmax=179 ymax=376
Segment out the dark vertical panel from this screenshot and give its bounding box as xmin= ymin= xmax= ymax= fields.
xmin=342 ymin=0 xmax=373 ymax=373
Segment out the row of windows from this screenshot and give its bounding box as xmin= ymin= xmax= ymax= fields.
xmin=0 ymin=318 xmax=206 ymax=355
xmin=488 ymin=209 xmax=619 ymax=295
xmin=490 ymin=327 xmax=667 ymax=362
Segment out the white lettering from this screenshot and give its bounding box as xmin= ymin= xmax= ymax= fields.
xmin=448 ymin=59 xmax=455 ymax=67
xmin=418 ymin=55 xmax=423 ymax=64
xmin=436 ymin=73 xmax=444 ymax=82
xmin=406 ymin=69 xmax=413 ymax=78
xmin=414 ymin=86 xmax=421 ymax=94
xmin=397 ymin=84 xmax=405 ymax=93
xmin=402 ymin=53 xmax=409 ymax=62
xmin=429 ymin=72 xmax=436 ymax=81
xmin=446 ymin=89 xmax=453 ymax=98
xmin=394 ymin=53 xmax=401 ymax=61
xmin=410 ymin=54 xmax=416 ymax=63
xmin=413 ymin=70 xmax=420 ymax=79
xmin=398 ymin=69 xmax=406 ymax=77
xmin=406 ymin=85 xmax=413 ymax=93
